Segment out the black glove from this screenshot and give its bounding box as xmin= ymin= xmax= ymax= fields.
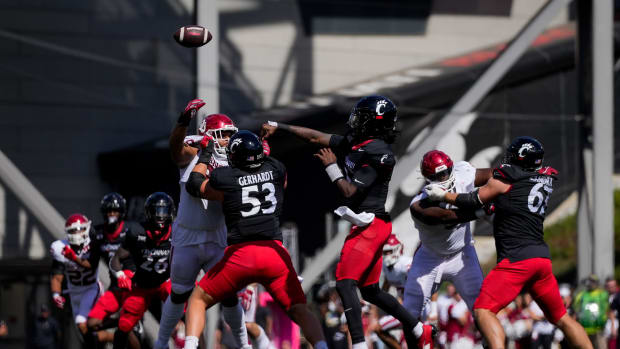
xmin=197 ymin=136 xmax=216 ymax=165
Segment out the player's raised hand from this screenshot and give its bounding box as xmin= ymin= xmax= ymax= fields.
xmin=116 ymin=270 xmax=135 ymax=291
xmin=178 ymin=98 xmax=206 ymax=126
xmin=260 ymin=121 xmax=278 ymax=139
xmin=198 ymin=135 xmax=216 ymax=165
xmin=52 ymin=293 xmax=65 ymax=309
xmin=424 ymin=184 xmax=447 ymax=201
xmin=314 ymin=148 xmax=338 ymax=166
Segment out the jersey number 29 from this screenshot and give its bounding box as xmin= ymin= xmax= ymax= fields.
xmin=241 ymin=183 xmax=277 ymax=217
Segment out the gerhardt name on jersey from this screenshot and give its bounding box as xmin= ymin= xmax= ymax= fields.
xmin=238 ymin=170 xmax=274 ymax=186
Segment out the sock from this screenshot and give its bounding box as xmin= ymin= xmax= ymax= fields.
xmin=222 ymin=303 xmax=249 ymax=347
xmin=413 ymin=322 xmax=424 ymax=338
xmin=254 ymin=325 xmax=271 ymax=349
xmin=352 ymin=342 xmax=368 ymax=349
xmin=155 ymin=297 xmax=186 ymax=349
xmin=184 ymin=335 xmax=199 ymax=349
xmin=314 ymin=340 xmax=328 ymax=349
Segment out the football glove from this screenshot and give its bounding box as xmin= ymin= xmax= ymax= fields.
xmin=52 ymin=293 xmax=65 ymax=309
xmin=177 ymin=99 xmax=206 ymax=126
xmin=423 ymin=183 xmax=447 ymax=201
xmin=116 ymin=270 xmax=135 ymax=291
xmin=61 ymin=245 xmax=78 ymax=262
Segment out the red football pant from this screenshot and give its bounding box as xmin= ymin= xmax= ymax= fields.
xmin=474 ymin=257 xmax=567 ymax=323
xmin=335 ymin=217 xmax=392 ymax=287
xmin=88 ymin=288 xmax=129 ymax=321
xmin=198 ymin=240 xmax=306 ymax=311
xmin=118 ymin=280 xmax=171 ymax=332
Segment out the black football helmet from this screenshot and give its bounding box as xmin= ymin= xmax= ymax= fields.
xmin=100 ymin=192 xmax=127 ymax=223
xmin=227 ymin=130 xmax=265 ymax=169
xmin=144 ymin=192 xmax=175 ymax=230
xmin=504 ymin=136 xmax=544 ymax=170
xmin=347 ymin=95 xmax=397 ymax=142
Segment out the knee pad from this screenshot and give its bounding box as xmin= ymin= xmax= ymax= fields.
xmin=171 ymin=289 xmax=193 ymax=304
xmin=118 ymin=317 xmax=135 ymax=333
xmin=221 ymin=296 xmax=238 ymax=308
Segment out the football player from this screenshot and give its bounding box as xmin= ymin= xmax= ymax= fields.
xmin=381 ymin=234 xmax=412 ymax=294
xmin=261 ymin=95 xmax=433 ymax=349
xmin=110 ymin=192 xmax=175 ymax=349
xmin=424 ymin=136 xmax=593 ymax=349
xmin=154 ymin=99 xmax=251 ymax=349
xmin=404 ymin=150 xmax=491 ymax=324
xmin=87 ymin=192 xmax=140 ymax=348
xmin=50 ymin=213 xmax=101 ymax=346
xmin=183 ymin=130 xmax=328 ymax=349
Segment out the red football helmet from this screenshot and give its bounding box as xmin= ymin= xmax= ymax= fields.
xmin=421 ymin=150 xmax=455 ymax=191
xmin=65 ymin=213 xmax=91 ymax=246
xmin=198 ymin=113 xmax=238 ymax=155
xmin=383 ymin=234 xmax=403 ymax=267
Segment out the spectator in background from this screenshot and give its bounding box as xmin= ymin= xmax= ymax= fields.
xmin=574 ymin=274 xmax=609 ymax=348
xmin=606 ymin=277 xmax=619 ymax=349
xmin=0 ymin=319 xmax=7 ymax=338
xmin=446 ymin=293 xmax=475 ymax=349
xmin=28 ymin=305 xmax=60 ymax=349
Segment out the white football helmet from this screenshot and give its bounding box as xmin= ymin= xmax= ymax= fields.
xmin=65 ymin=213 xmax=91 ymax=246
xmin=383 ymin=234 xmax=403 ymax=267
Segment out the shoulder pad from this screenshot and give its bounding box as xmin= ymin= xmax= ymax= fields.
xmin=493 ymin=164 xmax=529 ymax=182
xmin=50 ymin=240 xmax=67 ymax=261
xmin=364 ymin=141 xmax=395 ymax=169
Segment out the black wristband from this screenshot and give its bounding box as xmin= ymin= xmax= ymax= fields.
xmin=177 ymin=112 xmax=191 ymax=127
xmin=278 ymin=123 xmax=291 ymax=131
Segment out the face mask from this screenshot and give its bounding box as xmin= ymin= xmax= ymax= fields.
xmin=328 ymin=301 xmax=336 ymax=312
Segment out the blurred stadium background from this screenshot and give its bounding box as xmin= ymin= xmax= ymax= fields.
xmin=0 ymin=0 xmax=618 ymax=348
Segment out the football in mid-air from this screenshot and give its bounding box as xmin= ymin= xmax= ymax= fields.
xmin=173 ymin=25 xmax=212 ymax=48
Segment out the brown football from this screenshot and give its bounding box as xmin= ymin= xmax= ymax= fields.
xmin=173 ymin=25 xmax=212 ymax=48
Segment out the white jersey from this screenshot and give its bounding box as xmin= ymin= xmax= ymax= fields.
xmin=411 ymin=161 xmax=477 ymax=256
xmin=172 ymin=136 xmax=228 ymax=247
xmin=50 ymin=239 xmax=100 ymax=294
xmin=382 ymin=255 xmax=412 ymax=289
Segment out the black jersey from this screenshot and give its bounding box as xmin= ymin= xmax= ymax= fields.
xmin=329 ymin=135 xmax=395 ymax=220
xmin=492 ymin=163 xmax=555 ymax=262
xmin=121 ymin=223 xmax=171 ymax=289
xmin=92 ymin=221 xmax=137 ymax=289
xmin=209 ymin=156 xmax=286 ymax=245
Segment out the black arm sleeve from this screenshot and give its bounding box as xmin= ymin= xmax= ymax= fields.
xmin=51 ymin=259 xmax=65 ymax=275
xmin=186 ymin=172 xmax=206 ymax=198
xmin=454 ymin=189 xmax=484 ymax=210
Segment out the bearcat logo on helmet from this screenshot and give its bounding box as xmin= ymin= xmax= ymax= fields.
xmin=376 ymin=100 xmax=388 ymax=117
xmin=517 ymin=143 xmax=535 ymax=158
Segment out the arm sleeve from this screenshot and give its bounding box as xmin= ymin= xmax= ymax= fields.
xmin=328 ymin=134 xmax=345 ymax=149
xmin=51 ymin=259 xmax=65 ymax=275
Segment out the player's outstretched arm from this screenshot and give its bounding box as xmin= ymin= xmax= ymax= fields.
xmin=261 ymin=121 xmax=333 ymax=147
xmin=170 ymin=99 xmax=205 ymax=167
xmin=186 ymin=137 xmax=224 ymax=201
xmin=410 ymin=200 xmax=478 ymax=225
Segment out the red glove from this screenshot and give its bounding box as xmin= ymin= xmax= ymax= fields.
xmin=237 ymin=287 xmax=254 ymax=311
xmin=116 ymin=270 xmax=135 ymax=291
xmin=199 ymin=134 xmax=215 ymax=149
xmin=62 ymin=245 xmax=78 ymax=262
xmin=52 ymin=293 xmax=65 ymax=309
xmin=178 ymin=99 xmax=206 ymax=126
xmin=262 ymin=139 xmax=271 ymax=156
xmin=538 ymin=166 xmax=558 ymax=176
